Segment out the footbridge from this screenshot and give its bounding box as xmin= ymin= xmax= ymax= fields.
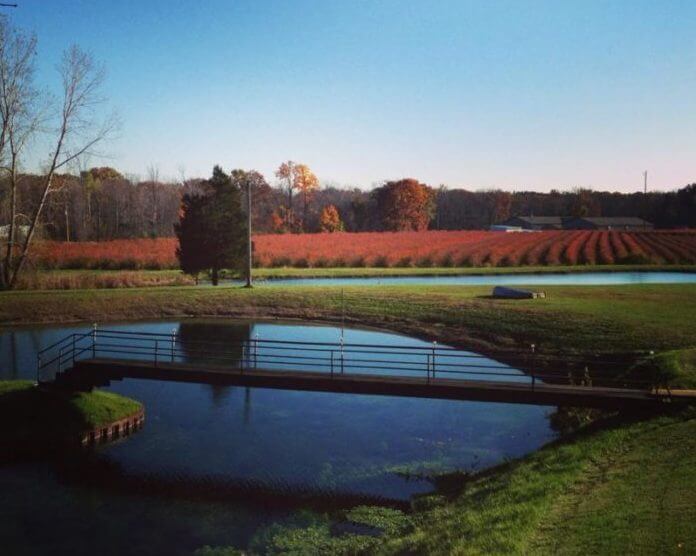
xmin=37 ymin=328 xmax=695 ymax=410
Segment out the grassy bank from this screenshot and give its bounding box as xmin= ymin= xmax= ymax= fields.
xmin=0 ymin=380 xmax=142 ymax=459
xmin=240 ymin=409 xmax=695 ymax=555
xmin=2 ymin=282 xmax=696 ymax=354
xmin=16 ymin=269 xmax=194 ymax=290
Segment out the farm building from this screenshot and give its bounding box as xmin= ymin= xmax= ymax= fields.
xmin=562 ymin=216 xmax=653 ymax=230
xmin=499 ymin=216 xmax=567 ymax=230
xmin=499 ymin=216 xmax=653 ymax=231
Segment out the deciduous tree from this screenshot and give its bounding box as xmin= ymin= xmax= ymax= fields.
xmin=319 ymin=204 xmax=344 ymax=232
xmin=0 ymin=16 xmax=116 ymax=289
xmin=373 ymin=178 xmax=434 ymax=231
xmin=275 ymin=160 xmax=318 ymax=232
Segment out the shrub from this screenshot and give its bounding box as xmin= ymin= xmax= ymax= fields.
xmin=373 ymin=255 xmax=390 ymax=268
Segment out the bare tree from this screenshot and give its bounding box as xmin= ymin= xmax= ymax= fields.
xmin=0 ymin=31 xmax=115 ymax=288
xmin=0 ymin=17 xmax=40 ymax=288
xmin=146 ymin=163 xmax=160 ymax=237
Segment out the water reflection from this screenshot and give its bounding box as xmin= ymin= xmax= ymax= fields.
xmin=215 ymin=270 xmax=696 ymax=288
xmin=177 ymin=321 xmax=251 ymax=407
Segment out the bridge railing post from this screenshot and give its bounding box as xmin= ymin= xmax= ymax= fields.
xmin=426 ymin=353 xmax=431 ymax=384
xmin=72 ymin=334 xmax=76 ymax=365
xmin=330 ymin=350 xmax=334 ymax=377
xmin=92 ymin=323 xmax=98 ymax=358
xmin=154 ymin=340 xmax=158 ymax=367
xmin=340 ymin=338 xmax=344 ymax=375
xmin=530 ymin=343 xmax=536 ymax=390
xmin=432 ymin=341 xmax=437 ymax=380
xmin=254 ymin=333 xmax=259 ymax=368
xmin=171 ymin=328 xmax=176 ymax=362
xmin=36 ymin=354 xmax=42 ymax=384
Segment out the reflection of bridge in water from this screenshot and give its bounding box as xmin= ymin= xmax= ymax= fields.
xmin=38 ymin=328 xmax=695 ymax=410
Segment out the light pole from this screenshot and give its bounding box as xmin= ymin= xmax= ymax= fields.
xmin=245 ymin=176 xmax=253 ymax=288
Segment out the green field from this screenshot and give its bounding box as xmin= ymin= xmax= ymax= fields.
xmin=2 ymin=282 xmax=695 ymax=364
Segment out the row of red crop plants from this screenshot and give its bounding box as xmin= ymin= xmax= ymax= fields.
xmin=31 ymin=230 xmax=696 ymax=270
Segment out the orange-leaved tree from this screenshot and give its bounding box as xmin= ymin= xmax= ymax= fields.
xmin=275 ymin=161 xmax=318 ymax=231
xmin=373 ymin=178 xmax=435 ymax=231
xmin=319 ymin=204 xmax=344 ymax=232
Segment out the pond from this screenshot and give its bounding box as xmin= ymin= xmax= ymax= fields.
xmin=254 ymin=270 xmax=696 ymax=287
xmin=0 ymin=319 xmax=556 ymax=555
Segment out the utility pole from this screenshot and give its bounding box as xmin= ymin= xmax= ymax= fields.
xmin=641 ymin=171 xmax=649 ymax=230
xmin=245 ymin=177 xmax=252 ymax=288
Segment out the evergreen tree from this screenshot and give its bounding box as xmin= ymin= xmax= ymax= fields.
xmin=174 ymin=191 xmax=209 ymax=283
xmin=175 ymin=165 xmax=247 ymax=285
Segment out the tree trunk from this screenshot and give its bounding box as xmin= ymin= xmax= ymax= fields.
xmin=211 ymin=266 xmax=219 ymax=286
xmin=65 ymin=204 xmax=71 ymax=242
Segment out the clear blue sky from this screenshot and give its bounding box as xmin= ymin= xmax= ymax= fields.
xmin=9 ymin=0 xmax=696 ymax=192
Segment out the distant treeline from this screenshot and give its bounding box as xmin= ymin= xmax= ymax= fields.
xmin=1 ymin=166 xmax=693 ymax=241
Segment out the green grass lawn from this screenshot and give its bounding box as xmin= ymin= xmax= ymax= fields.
xmin=396 ymin=410 xmax=696 ymax=555
xmin=2 ymin=282 xmax=695 ymax=354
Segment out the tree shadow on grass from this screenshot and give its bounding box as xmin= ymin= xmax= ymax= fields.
xmin=0 ymin=382 xmax=91 ymax=463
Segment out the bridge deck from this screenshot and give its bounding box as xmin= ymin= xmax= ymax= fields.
xmin=59 ymin=358 xmax=695 ymax=409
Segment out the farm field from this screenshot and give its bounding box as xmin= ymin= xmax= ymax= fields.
xmin=30 ymin=230 xmax=696 ymax=270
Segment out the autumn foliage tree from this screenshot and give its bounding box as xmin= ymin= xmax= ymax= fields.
xmin=275 ymin=160 xmax=318 ymax=232
xmin=373 ymin=178 xmax=435 ymax=231
xmin=319 ymin=204 xmax=344 ymax=232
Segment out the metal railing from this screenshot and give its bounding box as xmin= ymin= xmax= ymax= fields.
xmin=37 ymin=326 xmax=656 ymax=390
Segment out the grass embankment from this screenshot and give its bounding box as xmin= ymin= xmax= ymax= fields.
xmin=631 ymin=348 xmax=696 ymax=390
xmin=16 ymin=269 xmax=194 ymax=290
xmin=2 ymin=281 xmax=695 ymax=355
xmin=242 ymin=409 xmax=695 ymax=555
xmin=0 ymin=380 xmax=142 ymax=460
xmin=15 ymin=264 xmax=696 ymax=289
